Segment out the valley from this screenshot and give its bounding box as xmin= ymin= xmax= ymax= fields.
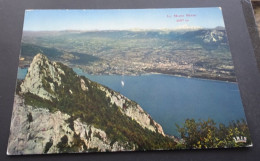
xmin=20 ymin=29 xmax=236 ymax=82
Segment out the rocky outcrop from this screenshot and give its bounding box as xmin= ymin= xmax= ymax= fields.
xmin=7 ymin=95 xmax=133 ymax=155
xmin=99 ymin=86 xmax=165 ymax=136
xmin=73 ymin=118 xmax=132 ymax=152
xmin=20 ymin=53 xmax=64 ymax=101
xmin=7 ymin=95 xmax=73 ymax=155
xmin=80 ymin=78 xmax=88 ymax=91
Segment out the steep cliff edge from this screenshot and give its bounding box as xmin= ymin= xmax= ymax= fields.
xmin=8 ymin=53 xmax=175 ymax=155
xmin=7 ymin=95 xmax=129 ymax=154
xmin=98 ymin=86 xmax=164 ymax=135
xmin=20 ymin=54 xmax=64 ymax=101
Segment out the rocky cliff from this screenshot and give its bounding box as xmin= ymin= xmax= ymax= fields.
xmin=7 ymin=53 xmax=175 ymax=155
xmin=98 ymin=86 xmax=164 ymax=135
xmin=7 ymin=95 xmax=130 ymax=155
xmin=20 ymin=54 xmax=64 ymax=101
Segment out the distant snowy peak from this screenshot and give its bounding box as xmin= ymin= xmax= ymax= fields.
xmin=173 ymin=24 xmax=203 ymax=31
xmin=199 ymin=30 xmax=225 ymax=43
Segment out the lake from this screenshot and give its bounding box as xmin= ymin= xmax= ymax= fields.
xmin=17 ymin=67 xmax=247 ymax=136
xmin=17 ymin=67 xmax=28 ymax=80
xmin=73 ymin=68 xmax=247 ymax=137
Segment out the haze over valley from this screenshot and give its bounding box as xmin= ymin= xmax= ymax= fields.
xmin=20 ymin=28 xmax=235 ymax=82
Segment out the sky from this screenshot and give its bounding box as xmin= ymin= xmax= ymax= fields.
xmin=23 ymin=8 xmax=225 ymax=31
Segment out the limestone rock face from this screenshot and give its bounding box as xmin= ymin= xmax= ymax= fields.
xmin=7 ymin=95 xmax=132 ymax=155
xmin=7 ymin=95 xmax=73 ymax=155
xmin=99 ymin=86 xmax=165 ymax=136
xmin=73 ymin=118 xmax=131 ymax=152
xmin=80 ymin=78 xmax=88 ymax=91
xmin=20 ymin=53 xmax=64 ymax=101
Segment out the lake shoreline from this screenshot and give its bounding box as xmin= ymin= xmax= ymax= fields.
xmin=73 ymin=67 xmax=238 ymax=84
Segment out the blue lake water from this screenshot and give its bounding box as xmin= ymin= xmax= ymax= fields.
xmin=73 ymin=68 xmax=247 ymax=136
xmin=17 ymin=67 xmax=247 ymax=136
xmin=17 ymin=67 xmax=28 ymax=79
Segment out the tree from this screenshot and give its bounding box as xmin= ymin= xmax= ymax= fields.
xmin=177 ymin=118 xmax=252 ymax=149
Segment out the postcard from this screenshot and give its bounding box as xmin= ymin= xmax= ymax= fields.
xmin=7 ymin=8 xmax=252 ymax=155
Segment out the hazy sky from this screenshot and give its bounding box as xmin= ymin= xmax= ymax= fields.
xmin=23 ymin=8 xmax=225 ymax=31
